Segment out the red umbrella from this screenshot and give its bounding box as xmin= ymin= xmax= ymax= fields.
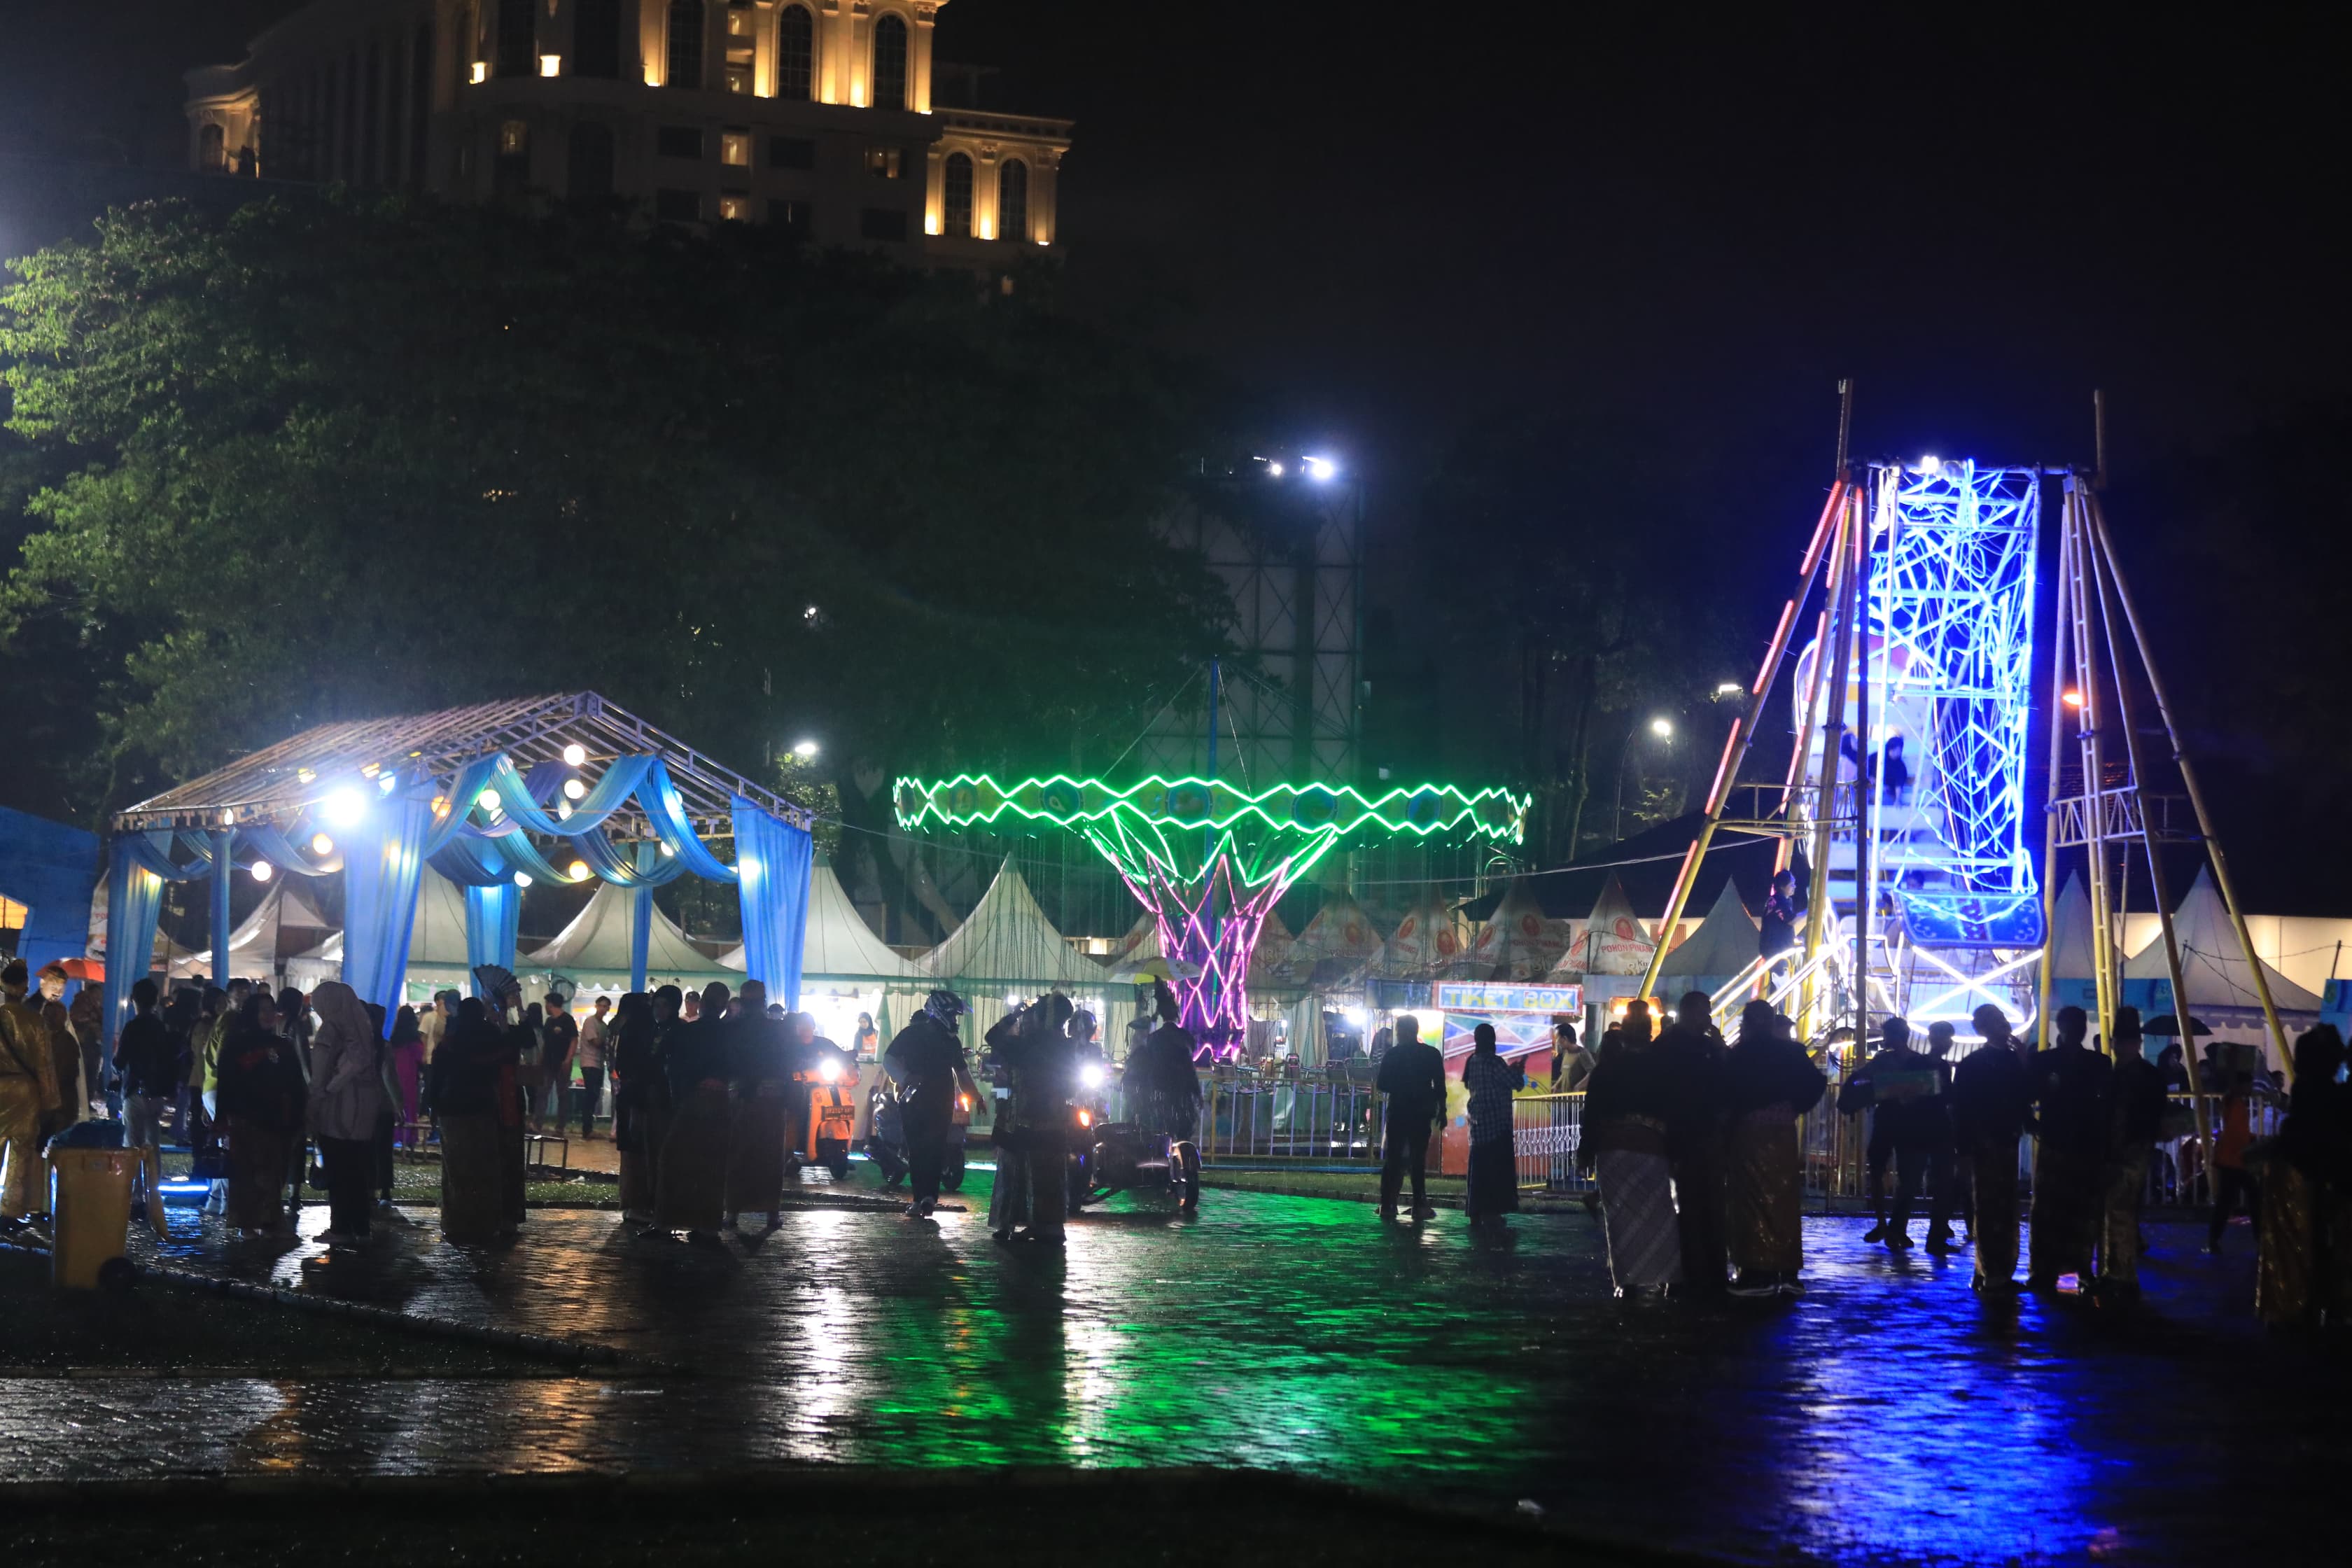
xmin=57 ymin=957 xmax=103 ymax=983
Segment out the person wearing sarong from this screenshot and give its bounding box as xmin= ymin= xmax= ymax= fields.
xmin=655 ymin=982 xmax=735 ymax=1240
xmin=1654 ymin=992 xmax=1729 ymax=1292
xmin=307 ymin=981 xmax=388 ymax=1245
xmin=2095 ymin=1007 xmax=2167 ymax=1301
xmin=1952 ymin=1004 xmax=2034 ymax=1293
xmin=1581 ymin=1001 xmax=1682 ymax=1297
xmin=213 ymin=990 xmax=305 ymax=1236
xmin=1722 ymin=1002 xmax=1828 ymax=1296
xmin=1462 ymin=1023 xmax=1524 ymax=1228
xmin=0 ymin=960 xmax=64 ymax=1233
xmin=725 ymin=981 xmax=791 ymax=1232
xmin=611 ymin=991 xmax=664 ymax=1218
xmin=2257 ymin=1026 xmax=2348 ymax=1324
xmin=2028 ymin=1005 xmax=2111 ymax=1291
xmin=1921 ymin=1021 xmax=1968 ymax=1250
xmin=429 ymin=999 xmax=513 ymax=1244
xmin=883 ymin=990 xmax=979 ymax=1219
xmin=996 ymin=995 xmax=1077 ymax=1245
xmin=1123 ymin=981 xmax=1204 ymax=1212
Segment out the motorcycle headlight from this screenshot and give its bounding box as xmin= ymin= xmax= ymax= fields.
xmin=819 ymin=1058 xmax=842 ymax=1084
xmin=1077 ymin=1107 xmax=1093 ymax=1128
xmin=1079 ymin=1061 xmax=1107 ymax=1089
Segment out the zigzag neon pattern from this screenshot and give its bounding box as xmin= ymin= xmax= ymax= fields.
xmin=897 ymin=772 xmax=1527 ymax=1052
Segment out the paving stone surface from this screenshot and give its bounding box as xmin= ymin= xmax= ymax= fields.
xmin=1 ymin=1175 xmax=2342 ymax=1567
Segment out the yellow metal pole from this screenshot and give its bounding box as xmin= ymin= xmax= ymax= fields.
xmin=1634 ymin=476 xmax=1847 ymax=1001
xmin=2086 ymin=491 xmax=2294 ymax=1082
xmin=2084 ymin=510 xmax=2213 ymax=1173
xmin=1799 ymin=484 xmax=1862 ymax=1040
xmin=2034 ymin=479 xmax=2073 ymax=1042
xmin=2065 ymin=485 xmax=2120 ymax=1050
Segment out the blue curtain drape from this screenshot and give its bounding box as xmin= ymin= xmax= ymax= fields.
xmin=342 ymin=788 xmax=432 ymax=1014
xmin=631 ymin=886 xmax=653 ymax=994
xmin=209 ymin=829 xmax=234 ymax=985
xmin=241 ymin=820 xmax=344 ymax=875
xmin=731 ymin=795 xmax=812 ymax=1009
xmin=465 ymin=881 xmax=522 ymax=997
xmin=99 ymin=840 xmax=169 ymax=1046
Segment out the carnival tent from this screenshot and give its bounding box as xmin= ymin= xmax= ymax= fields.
xmin=1291 ymin=886 xmax=1383 ymax=982
xmin=286 ymin=867 xmax=475 ymax=999
xmin=920 ymin=858 xmax=1130 ymax=1048
xmin=1461 ymin=876 xmax=1571 ymax=981
xmin=167 ymin=879 xmax=332 ymax=981
xmin=2122 ymin=867 xmax=2322 ymax=1018
xmin=524 ymin=881 xmax=739 ymax=990
xmin=1380 ymin=884 xmax=1471 ymax=976
xmin=1549 ymin=873 xmax=1656 ymax=987
xmin=720 ymin=858 xmax=927 ymax=1044
xmin=1653 ymin=879 xmax=1760 ymax=997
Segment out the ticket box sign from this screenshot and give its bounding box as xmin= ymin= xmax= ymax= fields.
xmin=1430 ymin=981 xmax=1583 ymax=1017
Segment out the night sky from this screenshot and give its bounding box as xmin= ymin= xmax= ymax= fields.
xmin=6 ymin=2 xmax=2346 ymax=896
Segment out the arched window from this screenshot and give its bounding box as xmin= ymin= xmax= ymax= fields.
xmin=666 ymin=0 xmax=705 ymax=90
xmin=997 ymin=159 xmax=1028 ymax=243
xmin=496 ymin=0 xmax=535 ymax=79
xmin=567 ymin=122 xmax=615 ymax=206
xmin=871 ymin=13 xmax=908 ymax=110
xmin=573 ymin=0 xmax=621 ymax=79
xmin=198 ymin=122 xmax=225 ymax=172
xmin=776 ymin=5 xmax=814 ymax=100
xmin=942 ymin=151 xmax=972 ymax=237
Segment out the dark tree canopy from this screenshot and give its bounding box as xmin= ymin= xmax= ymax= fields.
xmin=0 ymin=195 xmax=1233 ymax=829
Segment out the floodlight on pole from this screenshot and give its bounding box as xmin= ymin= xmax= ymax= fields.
xmin=1649 ymin=717 xmax=1674 ymax=738
xmin=793 ymin=740 xmax=820 ymax=759
xmin=321 ymin=786 xmax=368 ymax=829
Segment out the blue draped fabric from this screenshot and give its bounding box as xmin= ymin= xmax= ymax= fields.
xmin=241 ymin=820 xmax=342 ymax=876
xmin=99 ymin=839 xmax=169 ymax=1045
xmin=466 ymin=881 xmax=522 ymax=998
xmin=731 ymin=796 xmax=812 ymax=1009
xmin=631 ymin=886 xmax=653 ymax=994
xmin=118 ymin=830 xmax=200 ymax=883
xmin=643 ymin=760 xmax=738 ymax=882
xmin=420 ymin=755 xmax=510 ymax=860
xmin=468 ymin=755 xmax=651 ymax=839
xmin=209 ymin=829 xmax=233 ymax=986
xmin=429 ymin=833 xmax=512 ymax=888
xmin=342 ymin=788 xmax=432 ymax=1014
xmin=573 ymin=825 xmax=690 ymax=888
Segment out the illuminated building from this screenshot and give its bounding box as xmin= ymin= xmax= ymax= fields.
xmin=183 ymin=1 xmax=1068 ymax=272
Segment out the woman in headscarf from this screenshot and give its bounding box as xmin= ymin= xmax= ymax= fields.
xmin=654 ymin=981 xmax=735 ymax=1242
xmin=306 ymin=981 xmax=388 ymax=1244
xmin=388 ymin=1006 xmax=428 ymax=1149
xmin=428 ymin=997 xmax=515 ymax=1245
xmin=2257 ymin=1026 xmax=2349 ymax=1324
xmin=1578 ymin=1000 xmax=1682 ymax=1298
xmin=611 ymin=991 xmax=664 ymax=1219
xmin=1462 ymin=1021 xmax=1525 ymax=1228
xmin=1721 ymin=1001 xmax=1828 ymax=1296
xmin=726 ymin=984 xmax=792 ymax=1233
xmin=214 ymin=989 xmax=305 ymax=1236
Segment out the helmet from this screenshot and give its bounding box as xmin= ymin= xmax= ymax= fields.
xmin=923 ymin=988 xmax=967 ymax=1026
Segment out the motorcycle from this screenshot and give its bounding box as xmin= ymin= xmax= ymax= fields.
xmin=790 ymin=1042 xmax=860 ymax=1180
xmin=1068 ymin=1058 xmax=1185 ymax=1208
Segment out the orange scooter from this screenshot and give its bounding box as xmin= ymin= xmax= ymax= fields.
xmin=790 ymin=1042 xmax=860 ymax=1180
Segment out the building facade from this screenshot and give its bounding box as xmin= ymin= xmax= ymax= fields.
xmin=184 ymin=1 xmax=1068 ymax=265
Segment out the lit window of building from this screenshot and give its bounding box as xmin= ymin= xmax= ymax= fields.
xmin=722 ymin=130 xmax=751 ymax=167
xmin=498 ymin=120 xmax=528 ymax=157
xmin=718 ymin=192 xmax=750 ymax=222
xmin=865 ymin=146 xmax=902 ymax=179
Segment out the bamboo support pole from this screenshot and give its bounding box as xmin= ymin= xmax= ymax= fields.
xmin=1799 ymin=486 xmax=1862 ymax=1039
xmin=2066 ymin=488 xmax=2121 ymax=1049
xmin=2086 ymin=491 xmax=2294 ymax=1082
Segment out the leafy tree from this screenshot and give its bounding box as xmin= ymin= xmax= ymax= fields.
xmin=1 ymin=195 xmax=1231 ymax=932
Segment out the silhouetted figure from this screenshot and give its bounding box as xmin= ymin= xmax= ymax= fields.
xmin=1376 ymin=1013 xmax=1445 ymax=1221
xmin=2097 ymin=1007 xmax=2167 ymax=1301
xmin=2258 ymin=1026 xmax=2351 ymax=1323
xmin=1582 ymin=1001 xmax=1681 ymax=1297
xmin=1952 ymin=1004 xmax=2034 ymax=1293
xmin=1654 ymin=991 xmax=1730 ymax=1293
xmin=1723 ymin=1001 xmax=1827 ymax=1296
xmin=2028 ymin=1005 xmax=2112 ymax=1291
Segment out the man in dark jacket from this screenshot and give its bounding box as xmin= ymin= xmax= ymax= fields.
xmin=1952 ymin=1003 xmax=2036 ymax=1292
xmin=883 ymin=989 xmax=979 ymax=1219
xmin=2027 ymin=1004 xmax=2112 ymax=1291
xmin=1376 ymin=1013 xmax=1445 ymax=1221
xmin=1838 ymin=1017 xmax=1946 ymax=1252
xmin=1123 ymin=981 xmax=1205 ymax=1211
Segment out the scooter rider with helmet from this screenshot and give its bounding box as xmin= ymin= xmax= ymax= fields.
xmin=883 ymin=989 xmax=980 ymax=1219
xmin=1125 ymin=980 xmax=1204 ymax=1212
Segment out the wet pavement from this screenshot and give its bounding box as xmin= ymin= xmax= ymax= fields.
xmin=2 ymin=1175 xmax=2344 ymax=1566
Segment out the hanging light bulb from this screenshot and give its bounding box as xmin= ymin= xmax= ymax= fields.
xmin=478 ymin=788 xmax=503 ymax=813
xmin=322 ymin=786 xmax=368 ymax=829
xmin=561 ymin=743 xmax=587 ymax=766
xmin=250 ymin=860 xmax=274 ymax=883
xmin=563 ymin=778 xmax=587 ymax=801
xmin=567 ymin=859 xmax=591 ymax=881
xmin=513 ymin=871 xmax=533 ymax=888
xmin=659 ymin=841 xmax=676 ymax=858
xmin=310 ymin=832 xmax=334 ymax=856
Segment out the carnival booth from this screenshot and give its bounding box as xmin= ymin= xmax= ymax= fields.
xmin=97 ymin=694 xmax=813 ymax=1040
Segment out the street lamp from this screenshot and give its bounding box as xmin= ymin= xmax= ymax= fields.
xmin=1615 ymin=717 xmax=1673 ymax=842
xmin=792 ymin=739 xmax=820 ymax=760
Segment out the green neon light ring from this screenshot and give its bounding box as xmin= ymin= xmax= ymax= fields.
xmin=892 ymin=773 xmax=1527 ymax=847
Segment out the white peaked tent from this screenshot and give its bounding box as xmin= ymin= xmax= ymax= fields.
xmin=1292 ymin=886 xmax=1382 ymax=970
xmin=719 ymin=859 xmax=920 ymax=980
xmin=1550 ymin=874 xmax=1656 ymax=980
xmin=1654 ymin=881 xmax=1760 ymax=996
xmin=921 ymin=858 xmax=1104 ymax=988
xmin=286 ymin=868 xmax=474 ymax=996
xmin=1381 ymin=885 xmax=1471 ymax=976
xmin=1248 ymin=909 xmax=1298 ymax=984
xmin=167 ymin=879 xmax=335 ymax=981
xmin=2046 ymin=872 xmax=2097 ymax=981
xmin=2123 ymin=866 xmax=2322 ymax=1013
xmin=1463 ymin=878 xmax=1572 ymax=981
xmin=87 ymin=879 xmax=211 ymax=977
xmin=524 ymin=881 xmax=740 ymax=988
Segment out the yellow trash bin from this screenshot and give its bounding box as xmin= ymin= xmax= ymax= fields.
xmin=47 ymin=1146 xmax=139 ymax=1290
